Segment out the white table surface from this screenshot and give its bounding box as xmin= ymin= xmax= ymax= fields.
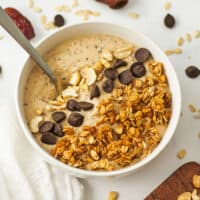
xmin=0 ymin=0 xmax=200 ymax=199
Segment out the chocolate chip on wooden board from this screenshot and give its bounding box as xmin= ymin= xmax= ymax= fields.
xmin=164 ymin=14 xmax=176 ymax=28
xmin=53 ymin=123 xmax=64 ymax=137
xmin=103 ymin=79 xmax=114 ymax=93
xmin=118 ymin=70 xmax=133 ymax=85
xmin=66 ymin=99 xmax=81 ymax=111
xmin=130 ymin=62 xmax=146 ymax=78
xmin=39 ymin=121 xmax=54 ymax=133
xmin=54 ymin=14 xmax=65 ymax=27
xmin=90 ymin=84 xmax=101 ymax=100
xmin=52 ymin=111 xmax=66 ymax=122
xmin=68 ymin=113 xmax=84 ymax=127
xmin=185 ymin=66 xmax=200 ymax=78
xmin=135 ymin=48 xmax=151 ymax=63
xmin=112 ymin=59 xmax=127 ymax=69
xmin=79 ymin=101 xmax=94 ymax=111
xmin=104 ymin=68 xmax=117 ymax=80
xmin=41 ymin=132 xmax=57 ymax=145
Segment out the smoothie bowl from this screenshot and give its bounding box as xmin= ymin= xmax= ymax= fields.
xmin=16 ymin=22 xmax=181 ymax=178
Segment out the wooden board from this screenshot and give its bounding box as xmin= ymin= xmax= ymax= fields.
xmin=145 ymin=162 xmax=200 ymax=200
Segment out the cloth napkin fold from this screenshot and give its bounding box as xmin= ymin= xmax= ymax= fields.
xmin=0 ymin=103 xmax=84 ymax=200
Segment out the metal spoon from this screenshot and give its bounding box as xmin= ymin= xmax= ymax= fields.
xmin=0 ymin=6 xmax=60 ymax=97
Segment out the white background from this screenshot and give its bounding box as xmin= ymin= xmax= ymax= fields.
xmin=0 ymin=0 xmax=200 ymax=199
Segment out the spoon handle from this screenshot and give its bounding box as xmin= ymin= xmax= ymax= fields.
xmin=0 ymin=6 xmax=56 ymax=83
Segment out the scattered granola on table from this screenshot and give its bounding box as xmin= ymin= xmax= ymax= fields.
xmin=108 ymin=191 xmax=118 ymax=200
xmin=177 ymin=149 xmax=186 ymax=159
xmin=24 ymin=34 xmax=172 ymax=171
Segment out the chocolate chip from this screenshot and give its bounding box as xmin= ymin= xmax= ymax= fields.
xmin=112 ymin=59 xmax=127 ymax=69
xmin=54 ymin=14 xmax=65 ymax=27
xmin=102 ymin=79 xmax=114 ymax=93
xmin=135 ymin=48 xmax=151 ymax=63
xmin=52 ymin=111 xmax=66 ymax=122
xmin=79 ymin=101 xmax=94 ymax=111
xmin=130 ymin=62 xmax=146 ymax=78
xmin=68 ymin=113 xmax=84 ymax=127
xmin=118 ymin=70 xmax=133 ymax=85
xmin=104 ymin=68 xmax=117 ymax=80
xmin=66 ymin=99 xmax=81 ymax=111
xmin=39 ymin=121 xmax=54 ymax=133
xmin=41 ymin=132 xmax=57 ymax=145
xmin=185 ymin=66 xmax=200 ymax=78
xmin=90 ymin=84 xmax=101 ymax=99
xmin=164 ymin=14 xmax=175 ymax=28
xmin=53 ymin=123 xmax=64 ymax=137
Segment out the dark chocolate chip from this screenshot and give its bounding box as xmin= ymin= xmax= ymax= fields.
xmin=135 ymin=48 xmax=151 ymax=62
xmin=68 ymin=112 xmax=84 ymax=127
xmin=112 ymin=59 xmax=127 ymax=69
xmin=118 ymin=70 xmax=133 ymax=85
xmin=66 ymin=99 xmax=81 ymax=111
xmin=54 ymin=14 xmax=65 ymax=27
xmin=53 ymin=123 xmax=64 ymax=137
xmin=164 ymin=14 xmax=175 ymax=28
xmin=130 ymin=62 xmax=146 ymax=78
xmin=39 ymin=121 xmax=54 ymax=133
xmin=185 ymin=66 xmax=200 ymax=78
xmin=79 ymin=101 xmax=94 ymax=111
xmin=90 ymin=84 xmax=101 ymax=100
xmin=41 ymin=132 xmax=57 ymax=145
xmin=52 ymin=111 xmax=66 ymax=122
xmin=102 ymin=79 xmax=114 ymax=93
xmin=104 ymin=68 xmax=117 ymax=80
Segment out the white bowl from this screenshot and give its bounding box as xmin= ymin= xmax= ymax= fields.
xmin=15 ymin=22 xmax=181 ymax=178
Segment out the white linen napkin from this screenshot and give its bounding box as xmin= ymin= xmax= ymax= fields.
xmin=0 ymin=103 xmax=84 ymax=200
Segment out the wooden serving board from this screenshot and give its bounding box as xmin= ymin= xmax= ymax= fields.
xmin=145 ymin=162 xmax=200 ymax=200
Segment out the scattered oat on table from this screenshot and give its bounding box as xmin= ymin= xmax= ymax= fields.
xmin=186 ymin=33 xmax=192 ymax=42
xmin=128 ymin=12 xmax=140 ymax=19
xmin=0 ymin=34 xmax=3 ymax=40
xmin=27 ymin=0 xmax=34 ymax=8
xmin=72 ymin=0 xmax=79 ymax=8
xmin=177 ymin=149 xmax=186 ymax=159
xmin=75 ymin=9 xmax=100 ymax=21
xmin=165 ymin=48 xmax=182 ymax=56
xmin=164 ymin=1 xmax=171 ymax=10
xmin=194 ymin=30 xmax=200 ymax=39
xmin=55 ymin=5 xmax=71 ymax=13
xmin=188 ymin=104 xmax=196 ymax=113
xmin=178 ymin=37 xmax=184 ymax=46
xmin=108 ymin=191 xmax=118 ymax=200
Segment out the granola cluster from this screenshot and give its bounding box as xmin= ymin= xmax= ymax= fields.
xmin=51 ymin=61 xmax=172 ymax=171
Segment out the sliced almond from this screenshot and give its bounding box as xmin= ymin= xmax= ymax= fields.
xmin=69 ymin=71 xmax=81 ymax=86
xmin=62 ymin=86 xmax=78 ymax=98
xmin=101 ymin=49 xmax=113 ymax=61
xmin=100 ymin=58 xmax=111 ymax=68
xmin=29 ymin=116 xmax=43 ymax=133
xmin=114 ymin=47 xmax=133 ymax=59
xmin=81 ymin=67 xmax=96 ymax=85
